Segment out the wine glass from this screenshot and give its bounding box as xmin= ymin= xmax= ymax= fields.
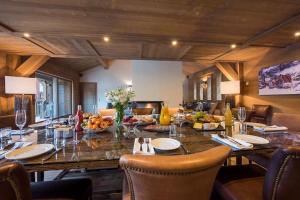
xmin=238 ymin=107 xmax=247 ymax=134
xmin=44 ymin=102 xmax=53 ymax=127
xmin=15 ymin=110 xmax=27 ymax=141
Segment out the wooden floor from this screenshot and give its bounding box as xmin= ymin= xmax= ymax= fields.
xmin=63 ymin=168 xmax=123 ymax=200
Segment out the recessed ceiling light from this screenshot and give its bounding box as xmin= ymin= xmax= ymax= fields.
xmin=103 ymin=36 xmax=110 ymax=42
xmin=294 ymin=32 xmax=300 ymax=37
xmin=230 ymin=44 xmax=237 ymax=49
xmin=23 ymin=33 xmax=30 ymax=38
xmin=172 ymin=40 xmax=178 ymax=46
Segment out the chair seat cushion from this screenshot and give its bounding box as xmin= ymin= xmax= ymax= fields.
xmin=215 ymin=177 xmax=264 ymax=200
xmin=212 ymin=164 xmax=266 ymax=200
xmin=31 ymin=178 xmax=92 ymax=200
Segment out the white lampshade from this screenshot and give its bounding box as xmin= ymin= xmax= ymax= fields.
xmin=220 ymin=80 xmax=240 ymax=95
xmin=5 ymin=76 xmax=37 ymax=94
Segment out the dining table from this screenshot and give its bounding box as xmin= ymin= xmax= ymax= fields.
xmin=1 ymin=124 xmax=299 ymax=181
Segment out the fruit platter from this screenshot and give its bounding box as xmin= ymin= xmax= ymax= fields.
xmin=123 ymin=115 xmax=156 ymax=126
xmin=185 ymin=111 xmax=221 ymax=123
xmin=81 ymin=114 xmax=114 ymax=133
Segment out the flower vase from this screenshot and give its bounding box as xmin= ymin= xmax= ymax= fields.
xmin=115 ymin=107 xmax=124 ymax=126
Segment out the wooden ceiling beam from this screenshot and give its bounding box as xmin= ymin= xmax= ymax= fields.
xmin=215 ymin=62 xmax=238 ymax=81
xmin=86 ymin=40 xmax=109 ymax=69
xmin=16 ymin=55 xmax=49 ymax=76
xmin=0 ymin=52 xmax=7 ymax=69
xmin=7 ymin=54 xmax=21 ymax=70
xmin=0 ymin=22 xmax=55 ymax=56
xmin=12 ymin=32 xmax=285 ymax=49
xmin=213 ymin=12 xmax=300 ymax=60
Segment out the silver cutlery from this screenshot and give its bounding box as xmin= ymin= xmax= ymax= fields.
xmin=41 ymin=147 xmax=63 ymax=164
xmin=181 ymin=143 xmax=190 ymax=154
xmin=138 ymin=137 xmax=144 ymax=151
xmin=218 ymin=133 xmax=244 ymax=146
xmin=145 ymin=138 xmax=150 ymax=152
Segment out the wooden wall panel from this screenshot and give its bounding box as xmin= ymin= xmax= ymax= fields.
xmin=242 ymin=44 xmax=300 ymax=114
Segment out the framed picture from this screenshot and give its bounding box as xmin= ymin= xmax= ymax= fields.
xmin=259 ymin=60 xmax=300 ymax=95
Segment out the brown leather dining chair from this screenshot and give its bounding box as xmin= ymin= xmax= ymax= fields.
xmin=0 ymin=162 xmax=93 ymax=200
xmin=212 ymin=146 xmax=300 ymax=200
xmin=120 ymin=145 xmax=231 ymax=200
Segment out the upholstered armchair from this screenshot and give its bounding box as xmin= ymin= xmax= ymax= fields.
xmin=250 ymin=104 xmax=272 ymax=125
xmin=213 ymin=146 xmax=300 ymax=200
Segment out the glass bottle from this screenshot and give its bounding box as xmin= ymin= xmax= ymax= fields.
xmin=224 ymin=103 xmax=232 ymax=126
xmin=75 ymin=105 xmax=83 ymax=131
xmin=224 ymin=103 xmax=233 ymax=135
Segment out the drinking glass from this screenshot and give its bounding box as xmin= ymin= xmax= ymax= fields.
xmin=15 ymin=110 xmax=27 ymax=141
xmin=238 ymin=107 xmax=247 ymax=134
xmin=0 ymin=128 xmax=12 ymax=150
xmin=44 ymin=102 xmax=54 ymax=127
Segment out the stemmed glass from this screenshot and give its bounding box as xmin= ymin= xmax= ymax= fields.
xmin=15 ymin=110 xmax=27 ymax=141
xmin=238 ymin=107 xmax=247 ymax=134
xmin=44 ymin=102 xmax=54 ymax=127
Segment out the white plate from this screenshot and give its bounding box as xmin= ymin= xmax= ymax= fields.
xmin=233 ymin=134 xmax=269 ymax=145
xmin=5 ymin=144 xmax=54 ymax=160
xmin=151 ymin=138 xmax=181 ymax=151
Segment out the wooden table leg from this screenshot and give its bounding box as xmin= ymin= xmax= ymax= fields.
xmin=30 ymin=172 xmax=35 ymax=182
xmin=236 ymin=156 xmax=242 ymax=165
xmin=36 ymin=171 xmax=44 ymax=182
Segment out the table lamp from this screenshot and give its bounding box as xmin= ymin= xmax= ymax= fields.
xmin=5 ymin=76 xmax=37 ymax=110
xmin=220 ymin=80 xmax=240 ymax=108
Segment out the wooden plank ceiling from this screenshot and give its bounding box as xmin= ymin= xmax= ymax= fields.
xmin=0 ymin=0 xmax=300 ymax=72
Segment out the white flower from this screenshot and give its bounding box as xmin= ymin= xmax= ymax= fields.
xmin=105 ymin=87 xmax=135 ymax=108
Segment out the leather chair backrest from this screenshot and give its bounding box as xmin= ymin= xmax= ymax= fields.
xmin=120 ymin=145 xmax=231 ymax=200
xmin=252 ymin=104 xmax=271 ymax=118
xmin=272 ymin=113 xmax=300 ymax=133
xmin=132 ymin=108 xmax=153 ymax=115
xmin=0 ymin=163 xmax=32 ymax=200
xmin=251 ymin=104 xmax=271 ymax=124
xmin=263 ymin=146 xmax=300 ymax=200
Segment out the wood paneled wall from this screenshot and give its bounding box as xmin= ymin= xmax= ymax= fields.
xmin=0 ymin=54 xmax=80 ymax=128
xmin=242 ymin=43 xmax=300 ymax=114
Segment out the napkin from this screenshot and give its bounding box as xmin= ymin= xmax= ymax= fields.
xmin=211 ymin=134 xmax=253 ymax=150
xmin=133 ymin=138 xmax=155 ymax=155
xmin=253 ymin=125 xmax=288 ymax=132
xmin=10 ymin=129 xmax=34 ymax=135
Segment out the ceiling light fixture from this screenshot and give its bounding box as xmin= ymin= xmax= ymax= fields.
xmin=103 ymin=36 xmax=110 ymax=42
xmin=172 ymin=40 xmax=178 ymax=46
xmin=294 ymin=32 xmax=300 ymax=37
xmin=23 ymin=33 xmax=30 ymax=38
xmin=230 ymin=44 xmax=237 ymax=49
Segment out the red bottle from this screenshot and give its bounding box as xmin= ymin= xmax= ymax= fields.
xmin=75 ymin=105 xmax=83 ymax=131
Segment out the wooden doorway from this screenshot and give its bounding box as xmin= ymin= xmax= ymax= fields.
xmin=80 ymin=82 xmax=97 ymax=113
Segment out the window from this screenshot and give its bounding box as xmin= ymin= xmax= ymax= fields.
xmin=35 ymin=72 xmax=73 ymax=122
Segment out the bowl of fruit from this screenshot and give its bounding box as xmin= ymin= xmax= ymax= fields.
xmin=82 ymin=114 xmax=114 ymax=133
